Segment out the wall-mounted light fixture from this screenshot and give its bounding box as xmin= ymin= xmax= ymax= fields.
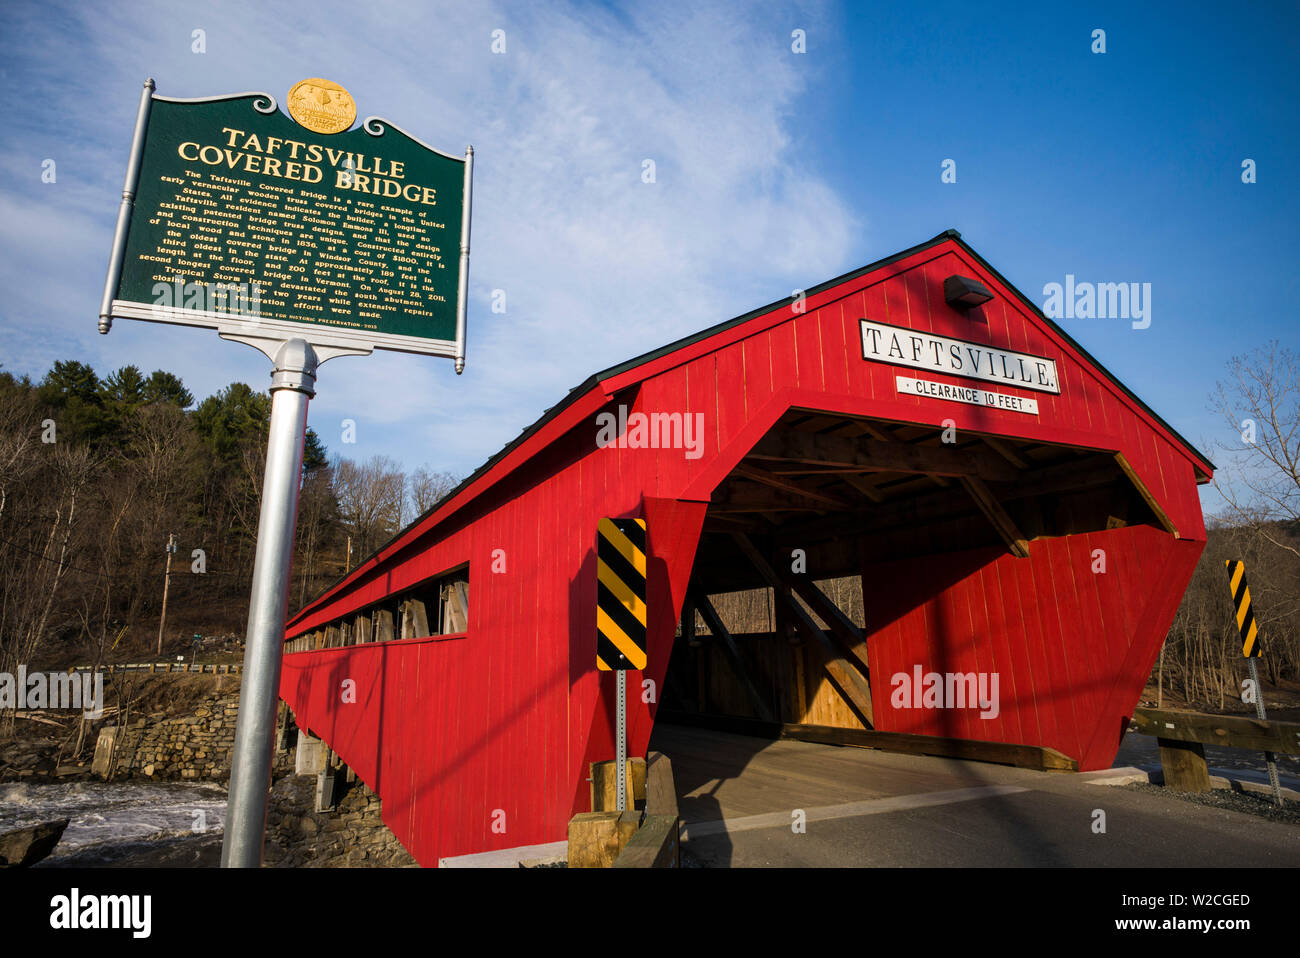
xmin=944 ymin=274 xmax=993 ymax=310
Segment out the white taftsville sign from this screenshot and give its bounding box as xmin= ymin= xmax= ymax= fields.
xmin=860 ymin=320 xmax=1060 ymax=395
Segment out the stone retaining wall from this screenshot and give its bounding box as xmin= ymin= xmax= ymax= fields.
xmin=94 ymin=691 xmax=242 ymax=780
xmin=264 ymin=773 xmax=416 ymax=868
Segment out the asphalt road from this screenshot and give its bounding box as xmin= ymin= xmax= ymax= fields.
xmin=649 ymin=723 xmax=1300 ymax=867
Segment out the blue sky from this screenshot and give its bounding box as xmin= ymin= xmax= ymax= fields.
xmin=1 ymin=1 xmax=1296 ymax=516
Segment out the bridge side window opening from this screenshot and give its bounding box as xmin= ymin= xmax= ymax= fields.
xmin=284 ymin=566 xmax=469 ymax=650
xmin=390 ymin=565 xmax=468 ymax=640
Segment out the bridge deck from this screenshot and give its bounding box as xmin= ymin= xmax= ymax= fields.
xmin=650 ymin=723 xmax=1300 ymax=867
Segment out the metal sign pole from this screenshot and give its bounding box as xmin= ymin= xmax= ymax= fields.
xmin=221 ymin=338 xmax=318 ymax=867
xmin=1246 ymin=658 xmax=1284 ymax=807
xmin=616 ymin=670 xmax=627 ymax=812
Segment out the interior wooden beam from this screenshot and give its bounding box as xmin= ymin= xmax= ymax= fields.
xmin=661 ymin=664 xmax=695 ymax=712
xmin=858 ymin=422 xmax=894 ymax=442
xmin=692 ymin=590 xmax=776 ymax=723
xmin=774 ymin=488 xmax=985 ymax=545
xmin=775 ymin=452 xmax=1122 ymax=546
xmin=839 ymin=473 xmax=886 ymax=503
xmin=982 ymin=435 xmax=1030 ymax=469
xmin=1113 ymin=452 xmax=1178 ymax=537
xmin=827 ymin=418 xmax=895 ymax=442
xmin=749 ymin=428 xmax=1019 ymax=482
xmin=959 ymin=476 xmax=1031 ymax=558
xmin=729 ymin=533 xmax=874 ymax=727
xmin=788 ymin=578 xmax=871 ymax=675
xmin=682 ymin=598 xmax=699 ymax=648
xmin=733 ymin=463 xmax=852 ymax=510
xmin=774 ymin=580 xmax=801 ymax=646
xmin=701 ymin=517 xmax=770 ymax=534
xmin=770 ymin=467 xmax=885 ymax=476
xmin=711 ymin=484 xmax=827 ymax=513
xmin=983 ymin=453 xmax=1118 ymax=500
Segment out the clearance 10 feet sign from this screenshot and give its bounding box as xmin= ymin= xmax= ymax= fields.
xmin=100 ymin=78 xmax=473 ymax=369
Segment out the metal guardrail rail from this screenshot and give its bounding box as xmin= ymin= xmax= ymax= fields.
xmin=66 ymin=662 xmax=242 ymax=674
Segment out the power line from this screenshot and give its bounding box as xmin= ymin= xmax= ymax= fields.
xmin=0 ymin=532 xmax=246 ymax=578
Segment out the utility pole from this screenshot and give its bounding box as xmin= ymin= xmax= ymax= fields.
xmin=157 ymin=532 xmax=176 ymax=656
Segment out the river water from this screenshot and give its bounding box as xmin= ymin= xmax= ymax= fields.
xmin=0 ymin=780 xmax=226 ymax=866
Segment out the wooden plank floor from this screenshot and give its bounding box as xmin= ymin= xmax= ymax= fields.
xmin=650 ymin=721 xmax=1021 ymax=822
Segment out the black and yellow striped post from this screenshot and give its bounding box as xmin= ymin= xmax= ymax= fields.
xmin=1225 ymin=559 xmax=1261 ymax=658
xmin=596 ymin=517 xmax=647 ymax=813
xmin=596 ymin=517 xmax=648 ymax=671
xmin=1224 ymin=559 xmax=1283 ymax=806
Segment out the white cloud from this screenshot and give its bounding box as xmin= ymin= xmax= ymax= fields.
xmin=0 ymin=0 xmax=860 ymax=478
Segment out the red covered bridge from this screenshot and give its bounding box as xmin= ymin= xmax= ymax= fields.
xmin=279 ymin=230 xmax=1213 ymax=867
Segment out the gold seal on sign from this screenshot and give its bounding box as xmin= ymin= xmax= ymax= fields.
xmin=286 ymin=77 xmax=356 ymax=134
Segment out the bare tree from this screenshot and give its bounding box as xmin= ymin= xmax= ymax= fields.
xmin=295 ymin=464 xmax=338 ymax=608
xmin=408 ymin=466 xmax=459 ymax=517
xmin=1212 ymin=341 xmax=1300 ymax=556
xmin=332 ymin=455 xmax=405 ymax=557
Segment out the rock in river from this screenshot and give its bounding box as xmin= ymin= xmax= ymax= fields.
xmin=0 ymin=818 xmax=70 ymax=867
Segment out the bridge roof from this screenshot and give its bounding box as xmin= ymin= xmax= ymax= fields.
xmin=287 ymin=229 xmax=1214 ymax=632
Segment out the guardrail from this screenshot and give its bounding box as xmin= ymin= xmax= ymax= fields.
xmin=1131 ymin=706 xmax=1300 ymax=794
xmin=67 ymin=662 xmax=241 ymax=675
xmin=613 ymin=751 xmax=679 ymax=868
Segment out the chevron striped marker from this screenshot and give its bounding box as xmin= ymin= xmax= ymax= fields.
xmin=1225 ymin=559 xmax=1261 ymax=658
xmin=596 ymin=517 xmax=647 ymax=671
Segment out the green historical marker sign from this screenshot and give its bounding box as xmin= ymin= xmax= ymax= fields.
xmin=100 ymin=79 xmax=473 ymax=369
xmin=96 ymin=79 xmax=476 ymax=866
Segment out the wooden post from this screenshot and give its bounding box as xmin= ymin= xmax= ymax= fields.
xmin=693 ymin=591 xmax=776 ymax=723
xmin=156 ymin=532 xmax=176 ymax=655
xmin=591 ymin=757 xmax=647 ymax=811
xmin=567 ymin=811 xmax=627 ymax=868
xmin=1157 ymin=737 xmax=1211 ymax=793
xmin=793 ymin=644 xmax=807 ymax=722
